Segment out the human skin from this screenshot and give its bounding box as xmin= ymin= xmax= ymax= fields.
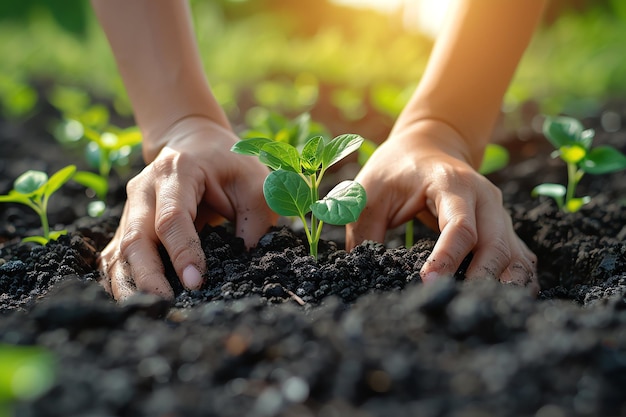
xmin=93 ymin=0 xmax=545 ymax=300
xmin=346 ymin=0 xmax=547 ymax=294
xmin=91 ymin=0 xmax=277 ymax=300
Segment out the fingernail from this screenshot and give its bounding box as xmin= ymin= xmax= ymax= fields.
xmin=182 ymin=265 xmax=203 ymax=290
xmin=422 ymin=271 xmax=440 ymax=283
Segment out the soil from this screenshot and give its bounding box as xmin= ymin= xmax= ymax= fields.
xmin=1 ymin=102 xmax=626 ymax=417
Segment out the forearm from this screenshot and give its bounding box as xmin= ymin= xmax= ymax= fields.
xmin=394 ymin=0 xmax=546 ymax=167
xmin=91 ymin=0 xmax=230 ymax=161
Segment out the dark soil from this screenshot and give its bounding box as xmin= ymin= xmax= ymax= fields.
xmin=1 ymin=104 xmax=626 ymax=417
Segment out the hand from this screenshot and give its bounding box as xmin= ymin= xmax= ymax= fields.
xmin=346 ymin=119 xmax=538 ymax=294
xmin=99 ymin=116 xmax=277 ymax=300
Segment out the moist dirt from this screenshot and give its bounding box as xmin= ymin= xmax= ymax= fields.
xmin=1 ymin=106 xmax=625 ymax=417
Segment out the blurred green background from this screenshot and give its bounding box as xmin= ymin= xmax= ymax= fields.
xmin=0 ymin=0 xmax=624 ymax=141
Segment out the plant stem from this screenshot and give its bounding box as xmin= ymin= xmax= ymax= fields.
xmin=405 ymin=219 xmax=414 ymax=248
xmin=565 ymin=162 xmax=579 ymax=211
xmin=308 ymin=174 xmax=320 ymax=259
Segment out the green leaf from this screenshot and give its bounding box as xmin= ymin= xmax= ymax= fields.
xmin=479 ymin=143 xmax=509 ymax=175
xmin=565 ymin=196 xmax=591 ymax=213
xmin=231 ymin=137 xmax=274 ymax=156
xmin=311 ymin=180 xmax=366 ymax=225
xmin=322 ymin=134 xmax=364 ymax=169
xmin=263 ymin=170 xmax=312 ymax=217
xmin=14 ymin=170 xmax=48 ymax=195
xmin=44 ymin=165 xmax=77 ymax=198
xmin=543 ymin=116 xmax=584 ymax=148
xmin=72 ymin=171 xmax=108 ymax=200
xmin=115 ymin=127 xmax=142 ymax=148
xmin=87 ymin=201 xmax=107 ymax=217
xmin=22 ymin=235 xmax=50 ymax=245
xmin=581 ymin=146 xmax=626 ymax=174
xmin=301 ymin=136 xmax=325 ymax=173
xmin=0 ymin=190 xmax=32 ymax=205
xmin=0 ymin=343 xmax=56 ymax=402
xmin=559 ymin=144 xmax=587 ymax=164
xmin=259 ymin=142 xmax=301 ymax=172
xmin=580 ymin=129 xmax=595 ymax=149
xmin=531 ymin=183 xmax=566 ymax=208
xmin=357 ymin=139 xmax=378 ymax=166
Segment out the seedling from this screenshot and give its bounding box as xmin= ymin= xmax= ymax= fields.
xmin=533 ymin=115 xmax=626 ymax=212
xmin=51 ymin=89 xmax=142 ymax=214
xmin=242 ymin=110 xmax=329 ymax=150
xmin=0 ymin=166 xmax=79 ymax=244
xmin=232 ymin=134 xmax=367 ymax=258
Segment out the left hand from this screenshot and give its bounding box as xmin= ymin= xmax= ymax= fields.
xmin=345 ymin=119 xmax=538 ymax=294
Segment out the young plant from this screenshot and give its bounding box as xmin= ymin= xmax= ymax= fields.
xmin=532 ymin=115 xmax=626 ymax=212
xmin=50 ymin=89 xmax=142 ymax=215
xmin=0 ymin=165 xmax=84 ymax=245
xmin=232 ymin=134 xmax=367 ymax=259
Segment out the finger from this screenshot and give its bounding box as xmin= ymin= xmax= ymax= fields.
xmin=234 ymin=199 xmax=276 ymax=249
xmin=464 ymin=191 xmax=510 ymax=281
xmin=153 ymin=158 xmax=206 ymax=291
xmin=498 ymin=241 xmax=539 ymax=295
xmin=116 ymin=183 xmax=174 ymax=300
xmin=420 ymin=192 xmax=477 ymax=283
xmin=345 ymin=197 xmax=390 ymax=250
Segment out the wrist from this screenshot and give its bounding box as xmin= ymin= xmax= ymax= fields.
xmin=140 ymin=114 xmax=234 ymax=163
xmin=388 ymin=117 xmax=481 ymax=168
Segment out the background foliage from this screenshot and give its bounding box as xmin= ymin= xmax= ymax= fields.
xmin=0 ymin=0 xmax=624 ymax=140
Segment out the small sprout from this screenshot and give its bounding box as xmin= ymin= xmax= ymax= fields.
xmin=533 ymin=115 xmax=626 ymax=212
xmin=479 ymin=143 xmax=510 ymax=176
xmin=232 ymin=134 xmax=367 ymax=259
xmin=0 ymin=166 xmax=78 ymax=244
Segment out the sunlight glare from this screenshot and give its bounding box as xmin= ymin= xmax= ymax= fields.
xmin=330 ymin=0 xmax=452 ymax=38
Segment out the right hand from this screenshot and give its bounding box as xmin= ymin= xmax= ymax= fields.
xmin=98 ymin=116 xmax=277 ymax=300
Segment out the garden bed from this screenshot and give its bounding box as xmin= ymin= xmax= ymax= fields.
xmin=1 ymin=106 xmax=626 ymax=417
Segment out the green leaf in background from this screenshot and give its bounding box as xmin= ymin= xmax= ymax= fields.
xmin=478 ymin=143 xmax=510 ymax=175
xmin=565 ymin=196 xmax=591 ymax=213
xmin=72 ymin=171 xmax=108 ymax=201
xmin=559 ymin=144 xmax=587 ymax=165
xmin=531 ymin=183 xmax=566 ymax=209
xmin=581 ymin=146 xmax=626 ymax=174
xmin=322 ymin=134 xmax=364 ymax=169
xmin=311 ymin=180 xmax=366 ymax=225
xmin=543 ymin=116 xmax=585 ymax=148
xmin=0 ymin=343 xmax=55 ymax=403
xmin=14 ymin=170 xmax=48 ymax=195
xmin=263 ymin=170 xmax=312 ymax=217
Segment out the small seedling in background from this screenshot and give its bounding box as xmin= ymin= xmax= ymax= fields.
xmin=50 ymin=87 xmax=142 ymax=215
xmin=242 ymin=110 xmax=329 ymax=150
xmin=232 ymin=134 xmax=367 ymax=259
xmin=0 ymin=166 xmax=105 ymax=244
xmin=533 ymin=115 xmax=626 ymax=212
xmin=0 ymin=166 xmax=76 ymax=244
xmin=0 ymin=343 xmax=55 ymax=415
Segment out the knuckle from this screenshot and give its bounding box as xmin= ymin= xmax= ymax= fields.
xmin=118 ymin=222 xmax=144 ymax=257
xmin=155 ymin=205 xmax=187 ymax=237
xmin=448 ymin=216 xmax=478 ymax=248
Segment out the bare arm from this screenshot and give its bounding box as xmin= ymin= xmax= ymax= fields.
xmin=395 ymin=0 xmax=547 ymax=166
xmin=348 ymin=0 xmax=546 ymax=293
xmin=91 ymin=0 xmax=276 ymax=299
xmin=91 ymin=0 xmax=230 ymax=161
